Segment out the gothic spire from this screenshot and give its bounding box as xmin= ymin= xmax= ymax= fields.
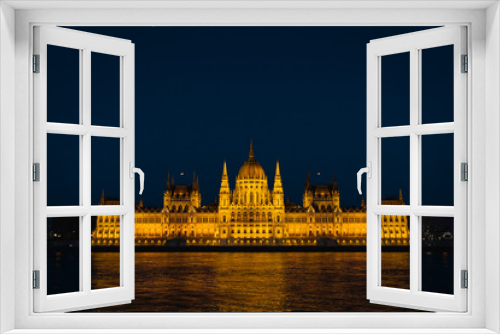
xmin=222 ymin=160 xmax=228 ymax=178
xmin=220 ymin=160 xmax=230 ymax=198
xmin=305 ymin=171 xmax=311 ymax=190
xmin=248 ymin=140 xmax=255 ymax=162
xmin=273 ymin=160 xmax=283 ymax=192
xmin=192 ymin=171 xmax=199 ymax=190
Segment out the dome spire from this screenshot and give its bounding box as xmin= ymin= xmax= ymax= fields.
xmin=248 ymin=140 xmax=256 ymax=162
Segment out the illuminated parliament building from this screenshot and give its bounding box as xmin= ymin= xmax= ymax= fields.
xmin=92 ymin=144 xmax=410 ymax=247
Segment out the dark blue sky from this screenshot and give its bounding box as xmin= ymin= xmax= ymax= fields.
xmin=47 ymin=26 xmax=454 ymax=208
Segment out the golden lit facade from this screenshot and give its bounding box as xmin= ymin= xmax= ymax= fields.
xmin=92 ymin=144 xmax=409 ymax=247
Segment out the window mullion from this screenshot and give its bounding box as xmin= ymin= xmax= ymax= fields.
xmin=82 ymin=47 xmax=92 ymax=294
xmin=409 ymin=48 xmax=419 ymax=294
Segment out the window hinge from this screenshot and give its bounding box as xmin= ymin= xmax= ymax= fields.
xmin=33 ymin=270 xmax=40 ymax=289
xmin=33 ymin=163 xmax=40 ymax=182
xmin=461 ymin=270 xmax=468 ymax=289
xmin=461 ymin=54 xmax=468 ymax=73
xmin=461 ymin=162 xmax=468 ymax=182
xmin=33 ymin=54 xmax=40 ymax=73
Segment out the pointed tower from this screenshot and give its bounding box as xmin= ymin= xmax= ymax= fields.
xmin=190 ymin=171 xmax=201 ymax=208
xmin=303 ymin=172 xmax=313 ymax=208
xmin=164 ymin=174 xmax=172 ymax=209
xmin=219 ymin=161 xmax=231 ymax=207
xmin=332 ymin=172 xmax=340 ymax=208
xmin=399 ymin=188 xmax=404 ymax=204
xmin=273 ymin=161 xmax=284 ymax=207
xmin=100 ymin=189 xmax=105 ymax=205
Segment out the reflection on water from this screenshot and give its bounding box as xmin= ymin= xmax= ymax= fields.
xmin=83 ymin=251 xmax=420 ymax=312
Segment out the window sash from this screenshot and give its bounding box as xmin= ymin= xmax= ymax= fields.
xmin=366 ymin=26 xmax=468 ymax=312
xmin=33 ymin=25 xmax=136 ymax=313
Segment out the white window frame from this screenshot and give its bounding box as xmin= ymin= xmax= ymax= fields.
xmin=1 ymin=1 xmax=499 ymax=333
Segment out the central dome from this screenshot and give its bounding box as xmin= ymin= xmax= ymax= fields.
xmin=237 ymin=142 xmax=267 ymax=180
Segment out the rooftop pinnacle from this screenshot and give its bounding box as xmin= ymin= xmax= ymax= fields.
xmin=248 ymin=140 xmax=256 ymax=162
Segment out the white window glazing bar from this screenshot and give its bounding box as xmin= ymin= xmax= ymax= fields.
xmin=373 ymin=122 xmax=454 ymax=138
xmin=409 ymin=47 xmax=419 ymax=295
xmin=81 ymin=47 xmax=92 ymax=295
xmin=46 ymin=122 xmax=130 ymax=138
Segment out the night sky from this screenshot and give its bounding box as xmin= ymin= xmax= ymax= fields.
xmin=46 ymin=26 xmax=454 ymax=208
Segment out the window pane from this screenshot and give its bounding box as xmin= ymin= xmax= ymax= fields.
xmin=381 ymin=52 xmax=410 ymax=127
xmin=91 ymin=52 xmax=120 ymax=127
xmin=421 ymin=45 xmax=454 ymax=124
xmin=421 ymin=216 xmax=454 ymax=295
xmin=421 ymin=134 xmax=454 ymax=206
xmin=380 ymin=215 xmax=410 ymax=290
xmin=47 ymin=217 xmax=80 ymax=295
xmin=47 ymin=45 xmax=80 ymax=124
xmin=91 ymin=215 xmax=121 ymax=289
xmin=47 ymin=134 xmax=80 ymax=206
xmin=92 ymin=137 xmax=121 ymax=205
xmin=381 ymin=136 xmax=410 ymax=205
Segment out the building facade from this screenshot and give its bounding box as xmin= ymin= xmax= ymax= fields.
xmin=92 ymin=144 xmax=410 ymax=247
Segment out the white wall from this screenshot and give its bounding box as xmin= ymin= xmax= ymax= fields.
xmin=0 ymin=2 xmax=16 ymax=333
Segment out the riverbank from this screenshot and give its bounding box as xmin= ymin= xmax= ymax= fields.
xmin=86 ymin=245 xmax=414 ymax=252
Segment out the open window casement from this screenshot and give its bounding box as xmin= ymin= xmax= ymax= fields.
xmin=33 ymin=26 xmax=138 ymax=312
xmin=364 ymin=26 xmax=467 ymax=312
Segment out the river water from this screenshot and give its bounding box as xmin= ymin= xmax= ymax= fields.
xmin=81 ymin=251 xmax=430 ymax=312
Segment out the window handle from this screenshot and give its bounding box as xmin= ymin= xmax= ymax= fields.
xmin=129 ymin=162 xmax=145 ymax=195
xmin=357 ymin=162 xmax=372 ymax=195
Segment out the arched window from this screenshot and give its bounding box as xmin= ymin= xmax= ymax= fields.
xmin=222 ymin=215 xmax=226 ymax=223
xmin=249 ymin=192 xmax=254 ymax=204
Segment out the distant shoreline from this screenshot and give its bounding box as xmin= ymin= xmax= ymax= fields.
xmin=46 ymin=245 xmax=454 ymax=253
